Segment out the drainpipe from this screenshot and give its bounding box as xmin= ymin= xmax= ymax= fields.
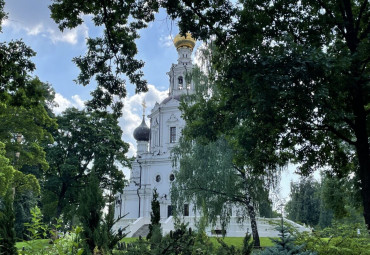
xmin=136 ymin=160 xmax=142 ymax=218
xmin=119 ymin=194 xmax=122 ymax=218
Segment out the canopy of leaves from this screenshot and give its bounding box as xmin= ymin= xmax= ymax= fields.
xmin=0 ymin=40 xmax=57 ymax=170
xmin=172 ymin=137 xmax=272 ymax=226
xmin=164 ymin=0 xmax=370 ymax=230
xmin=285 ymin=177 xmax=321 ymax=227
xmin=42 ymin=108 xmax=129 ymax=221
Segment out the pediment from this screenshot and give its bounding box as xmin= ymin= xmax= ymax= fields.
xmin=167 ymin=114 xmax=179 ymax=123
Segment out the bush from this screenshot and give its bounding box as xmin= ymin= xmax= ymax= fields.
xmin=259 ymin=222 xmax=316 ymax=255
xmin=19 ymin=206 xmax=84 ymax=255
xmin=296 ymin=222 xmax=370 ymax=255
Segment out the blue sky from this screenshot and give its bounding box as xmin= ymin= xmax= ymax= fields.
xmin=2 ymin=0 xmax=306 ymax=204
xmin=2 ymin=0 xmax=180 ymax=154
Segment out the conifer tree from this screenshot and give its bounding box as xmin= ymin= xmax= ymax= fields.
xmin=260 ymin=222 xmax=316 ymax=255
xmin=77 ymin=173 xmax=106 ymax=254
xmin=147 ymin=188 xmax=161 ymax=240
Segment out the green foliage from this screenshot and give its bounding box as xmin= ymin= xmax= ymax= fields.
xmin=286 ymin=174 xmax=364 ymax=230
xmin=117 ymin=223 xmax=255 ymax=255
xmin=0 ymin=39 xmax=56 ymax=170
xmin=296 ymin=223 xmax=370 ymax=255
xmin=77 ymin=173 xmax=106 ymax=254
xmin=19 ymin=207 xmax=84 ymax=255
xmin=14 ymin=191 xmax=38 ymax=239
xmin=285 ymin=177 xmax=321 ymax=227
xmin=102 ymin=202 xmax=127 ymax=252
xmin=260 ymin=223 xmax=316 ymax=255
xmin=0 ymin=189 xmax=17 ymax=255
xmin=165 ymin=0 xmax=370 ymax=230
xmin=24 ymin=207 xmax=48 ymax=240
xmin=242 ymin=233 xmax=254 ymax=255
xmin=147 ymin=188 xmax=161 ymax=240
xmin=42 ymin=108 xmax=129 ymax=222
xmin=0 ymin=0 xmax=6 ymax=32
xmin=321 ymin=174 xmax=362 ymax=221
xmin=0 ymin=142 xmax=15 ymax=197
xmin=172 ymin=137 xmax=267 ymax=246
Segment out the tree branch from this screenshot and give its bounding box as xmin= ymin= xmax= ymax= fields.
xmin=317 ymin=0 xmax=346 ymax=39
xmin=355 ymin=0 xmax=368 ymax=35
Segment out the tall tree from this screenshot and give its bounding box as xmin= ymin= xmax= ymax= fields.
xmin=42 ymin=108 xmax=129 ymax=222
xmin=320 ymin=173 xmax=363 ymax=225
xmin=0 ymin=189 xmax=17 ymax=255
xmin=172 ymin=137 xmax=274 ymax=247
xmin=285 ymin=177 xmax=321 ymax=227
xmin=147 ymin=188 xmax=161 ymax=240
xmin=162 ymin=0 xmax=370 ymax=232
xmin=78 ymin=173 xmax=106 ymax=254
xmin=47 ymin=0 xmax=370 ymax=231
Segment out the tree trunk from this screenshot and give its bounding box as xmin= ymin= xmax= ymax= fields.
xmin=56 ymin=182 xmax=67 ymax=219
xmin=353 ymin=102 xmax=370 ymax=233
xmin=350 ymin=67 xmax=370 ymax=233
xmin=246 ymin=203 xmax=260 ymax=247
xmin=357 ymin=143 xmax=370 ymax=233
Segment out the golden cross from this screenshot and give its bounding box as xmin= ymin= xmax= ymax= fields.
xmin=142 ymin=99 xmax=146 ymax=117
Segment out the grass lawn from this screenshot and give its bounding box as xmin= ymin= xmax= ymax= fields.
xmin=16 ymin=239 xmax=51 ymax=250
xmin=121 ymin=236 xmax=274 ymax=248
xmin=209 ymin=237 xmax=274 ymax=248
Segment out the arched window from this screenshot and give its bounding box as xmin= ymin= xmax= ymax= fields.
xmin=178 ymin=76 xmax=183 ymax=85
xmin=156 ymin=175 xmax=161 ymax=182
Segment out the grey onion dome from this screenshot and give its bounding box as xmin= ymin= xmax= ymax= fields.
xmin=133 ymin=117 xmax=150 ymax=141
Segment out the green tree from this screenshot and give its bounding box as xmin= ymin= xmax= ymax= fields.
xmin=46 ymin=0 xmax=370 ymax=231
xmin=172 ymin=137 xmax=273 ymax=247
xmin=161 ymin=0 xmax=370 ymax=232
xmin=321 ymin=173 xmax=362 ymax=220
xmin=147 ymin=188 xmax=161 ymax=240
xmin=285 ymin=177 xmax=321 ymax=227
xmin=0 ymin=142 xmax=15 ymax=197
xmin=1 ymin=1 xmax=58 ymax=246
xmin=296 ymin=222 xmax=370 ymax=255
xmin=14 ymin=191 xmax=38 ymax=239
xmin=261 ymin=222 xmax=316 ymax=255
xmin=42 ymin=108 xmax=129 ymax=222
xmin=0 ymin=189 xmax=17 ymax=255
xmin=77 ymin=173 xmax=106 ymax=254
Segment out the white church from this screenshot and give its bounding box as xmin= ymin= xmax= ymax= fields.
xmin=114 ymin=33 xmax=309 ymax=237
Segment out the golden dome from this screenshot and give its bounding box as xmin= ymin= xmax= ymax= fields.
xmin=173 ymin=33 xmax=196 ymax=49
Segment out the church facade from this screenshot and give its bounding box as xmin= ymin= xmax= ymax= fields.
xmin=114 ymin=34 xmax=309 ymax=237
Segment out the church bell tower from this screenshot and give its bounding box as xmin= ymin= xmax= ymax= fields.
xmin=168 ymin=33 xmax=196 ymax=96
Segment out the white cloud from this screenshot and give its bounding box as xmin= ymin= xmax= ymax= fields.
xmin=53 ymin=93 xmax=86 ymax=114
xmin=3 ymin=0 xmax=88 ymax=45
xmin=47 ymin=25 xmax=88 ymax=45
xmin=71 ymin=94 xmax=86 ymax=109
xmin=26 ymin=23 xmax=43 ymax=36
xmin=159 ymin=34 xmax=174 ymax=48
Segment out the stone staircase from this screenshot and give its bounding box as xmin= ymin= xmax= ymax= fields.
xmin=131 ymin=224 xmax=150 ymax=238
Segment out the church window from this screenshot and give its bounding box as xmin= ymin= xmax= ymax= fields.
xmin=168 ymin=205 xmax=173 ymax=217
xmin=178 ymin=76 xmax=183 ymax=84
xmin=184 ymin=204 xmax=189 ymax=216
xmin=170 ymin=127 xmax=176 ymax=143
xmin=156 ymin=175 xmax=161 ymax=182
xmin=169 ymin=174 xmax=175 ymax=181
